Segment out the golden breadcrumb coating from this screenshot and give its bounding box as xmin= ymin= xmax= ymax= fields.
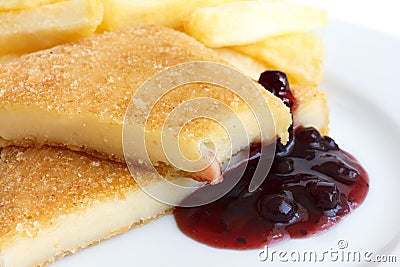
xmin=0 ymin=24 xmax=291 ymax=166
xmin=0 ymin=145 xmax=156 ymax=244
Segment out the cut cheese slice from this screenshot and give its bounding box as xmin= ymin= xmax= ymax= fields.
xmin=0 ymin=25 xmax=292 ymax=184
xmin=0 ymin=145 xmax=184 ymax=267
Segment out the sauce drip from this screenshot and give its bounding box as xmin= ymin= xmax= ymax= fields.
xmin=258 ymin=70 xmax=297 ymax=112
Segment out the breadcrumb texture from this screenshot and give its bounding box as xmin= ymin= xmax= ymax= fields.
xmin=0 ymin=24 xmax=286 ymax=131
xmin=0 ymin=145 xmax=155 ymax=246
xmin=0 ymin=24 xmax=290 ymax=160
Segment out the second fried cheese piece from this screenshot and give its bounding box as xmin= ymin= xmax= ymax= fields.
xmin=0 ymin=25 xmax=291 ymax=184
xmin=0 ymin=145 xmax=178 ymax=267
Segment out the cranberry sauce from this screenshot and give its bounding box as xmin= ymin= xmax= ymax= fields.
xmin=174 ymin=127 xmax=369 ymax=249
xmin=258 ymin=70 xmax=297 ymax=112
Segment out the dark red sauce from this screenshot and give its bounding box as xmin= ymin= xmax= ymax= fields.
xmin=173 ymin=71 xmax=369 ymax=249
xmin=258 ymin=70 xmax=297 ymax=112
xmin=174 ymin=127 xmax=369 ymax=249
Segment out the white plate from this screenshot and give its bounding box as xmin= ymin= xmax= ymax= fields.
xmin=54 ymin=20 xmax=400 ymax=267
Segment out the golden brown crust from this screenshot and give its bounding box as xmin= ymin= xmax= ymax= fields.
xmin=0 ymin=24 xmax=284 ymax=131
xmin=0 ymin=137 xmax=222 ymax=183
xmin=0 ymin=145 xmax=146 ymax=243
xmin=0 ymin=137 xmax=124 ymax=162
xmin=0 ymin=24 xmax=291 ymax=168
xmin=0 ymin=25 xmax=211 ymax=124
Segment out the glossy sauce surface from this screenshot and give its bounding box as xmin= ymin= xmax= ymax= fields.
xmin=174 ymin=127 xmax=369 ymax=249
xmin=173 ymin=71 xmax=369 ymax=249
xmin=258 ymin=70 xmax=297 ymax=112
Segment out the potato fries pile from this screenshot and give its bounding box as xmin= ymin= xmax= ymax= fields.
xmin=0 ymin=0 xmax=327 ymax=86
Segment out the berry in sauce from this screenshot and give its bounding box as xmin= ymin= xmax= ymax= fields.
xmin=258 ymin=71 xmax=297 ymax=112
xmin=173 ymin=71 xmax=368 ymax=249
xmin=174 ymin=127 xmax=369 ymax=249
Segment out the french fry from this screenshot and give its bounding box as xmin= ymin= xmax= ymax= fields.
xmin=233 ymin=33 xmax=324 ymax=86
xmin=0 ymin=0 xmax=103 ymax=55
xmin=184 ymin=1 xmax=327 ymax=47
xmin=0 ymin=0 xmax=61 ymax=11
xmin=212 ymin=47 xmax=271 ymax=81
xmin=99 ymin=0 xmax=245 ymax=31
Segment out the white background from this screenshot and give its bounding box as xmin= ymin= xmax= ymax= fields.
xmin=291 ymin=0 xmax=400 ymax=38
xmin=295 ymin=0 xmax=400 ymax=262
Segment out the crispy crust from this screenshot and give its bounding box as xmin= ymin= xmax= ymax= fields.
xmin=0 ymin=25 xmax=290 ymax=159
xmin=0 ymin=145 xmax=174 ymax=266
xmin=0 ymin=145 xmax=152 ymax=245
